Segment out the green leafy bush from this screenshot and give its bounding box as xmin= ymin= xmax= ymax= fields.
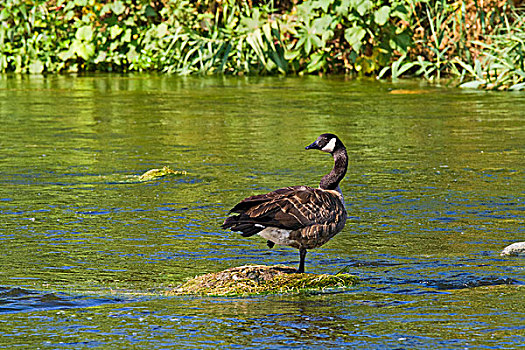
xmin=284 ymin=0 xmax=412 ymax=74
xmin=0 ymin=0 xmax=287 ymax=74
xmin=0 ymin=0 xmax=411 ymax=75
xmin=0 ymin=0 xmax=523 ymax=90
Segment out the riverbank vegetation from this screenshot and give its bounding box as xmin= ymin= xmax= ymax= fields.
xmin=1 ymin=0 xmax=524 ymax=89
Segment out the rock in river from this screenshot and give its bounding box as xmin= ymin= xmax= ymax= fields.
xmin=500 ymin=242 xmax=525 ymax=257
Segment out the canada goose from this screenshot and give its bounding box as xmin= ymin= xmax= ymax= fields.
xmin=222 ymin=133 xmax=348 ymax=273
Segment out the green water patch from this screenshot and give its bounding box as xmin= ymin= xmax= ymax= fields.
xmin=1 ymin=75 xmax=523 ymax=348
xmin=168 ymin=265 xmax=359 ymax=296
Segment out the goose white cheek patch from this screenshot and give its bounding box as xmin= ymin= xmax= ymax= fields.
xmin=321 ymin=138 xmax=336 ymax=153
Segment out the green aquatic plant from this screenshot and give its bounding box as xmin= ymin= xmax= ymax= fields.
xmin=168 ymin=265 xmax=359 ymax=296
xmin=138 ymin=166 xmax=186 ymax=181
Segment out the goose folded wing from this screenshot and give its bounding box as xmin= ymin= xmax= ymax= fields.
xmin=223 ymin=186 xmax=344 ymax=234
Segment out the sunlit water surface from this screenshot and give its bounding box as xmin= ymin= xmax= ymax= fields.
xmin=0 ymin=75 xmax=524 ymax=348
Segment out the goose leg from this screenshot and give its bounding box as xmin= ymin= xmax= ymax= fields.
xmin=297 ymin=248 xmax=307 ymax=273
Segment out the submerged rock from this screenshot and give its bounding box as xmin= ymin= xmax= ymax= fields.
xmin=167 ymin=265 xmax=358 ymax=296
xmin=434 ymin=275 xmax=516 ymax=290
xmin=501 ymin=242 xmax=525 ymax=257
xmin=138 ymin=166 xmax=186 ymax=181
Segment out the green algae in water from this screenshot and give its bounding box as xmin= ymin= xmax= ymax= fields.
xmin=168 ymin=265 xmax=359 ymax=296
xmin=138 ymin=166 xmax=187 ymax=181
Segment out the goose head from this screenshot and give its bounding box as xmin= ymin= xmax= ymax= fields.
xmin=305 ymin=133 xmax=344 ymax=154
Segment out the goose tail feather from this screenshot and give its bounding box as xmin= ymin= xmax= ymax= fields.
xmin=221 ymin=216 xmax=264 ymax=237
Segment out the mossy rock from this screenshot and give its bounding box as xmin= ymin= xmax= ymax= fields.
xmin=138 ymin=166 xmax=186 ymax=181
xmin=167 ymin=265 xmax=359 ymax=296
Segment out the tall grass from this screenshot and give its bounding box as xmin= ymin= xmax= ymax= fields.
xmin=456 ymin=11 xmax=525 ymax=90
xmin=390 ymin=0 xmax=525 ymax=90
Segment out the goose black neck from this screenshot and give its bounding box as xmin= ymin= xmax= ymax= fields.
xmin=319 ymin=147 xmax=348 ymax=190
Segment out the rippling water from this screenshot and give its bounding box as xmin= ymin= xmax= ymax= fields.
xmin=0 ymin=75 xmax=524 ymax=348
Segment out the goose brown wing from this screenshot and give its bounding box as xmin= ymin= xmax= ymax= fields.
xmin=222 ymin=186 xmax=345 ymax=236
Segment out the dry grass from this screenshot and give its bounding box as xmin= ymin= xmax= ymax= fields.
xmin=167 ymin=265 xmax=359 ymax=296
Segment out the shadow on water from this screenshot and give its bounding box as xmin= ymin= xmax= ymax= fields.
xmin=0 ymin=286 xmax=128 ymax=314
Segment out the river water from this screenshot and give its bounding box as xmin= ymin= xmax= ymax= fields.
xmin=0 ymin=74 xmax=524 ymax=348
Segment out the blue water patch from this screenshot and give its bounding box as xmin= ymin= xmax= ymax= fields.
xmin=0 ymin=286 xmax=127 ymax=314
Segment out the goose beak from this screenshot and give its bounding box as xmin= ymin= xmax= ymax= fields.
xmin=305 ymin=141 xmax=319 ymax=150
